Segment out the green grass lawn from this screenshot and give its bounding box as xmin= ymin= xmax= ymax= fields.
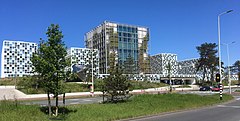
xmin=0 ymin=93 xmax=233 ymax=121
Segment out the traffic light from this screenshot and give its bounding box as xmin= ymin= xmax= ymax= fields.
xmin=216 ymin=73 xmax=220 ymax=82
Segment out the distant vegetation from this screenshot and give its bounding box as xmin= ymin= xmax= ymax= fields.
xmin=234 ymin=90 xmax=240 ymax=92
xmin=0 ymin=77 xmax=168 ymax=94
xmin=0 ymin=78 xmax=19 ymax=85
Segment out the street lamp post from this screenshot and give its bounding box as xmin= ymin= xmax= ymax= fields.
xmin=222 ymin=41 xmax=235 ymax=94
xmin=91 ymin=40 xmax=94 ymax=96
xmin=218 ymin=10 xmax=233 ymax=100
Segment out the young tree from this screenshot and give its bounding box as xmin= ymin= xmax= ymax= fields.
xmin=196 ymin=43 xmax=218 ymax=82
xmin=31 ymin=24 xmax=70 ymax=116
xmin=103 ymin=64 xmax=131 ymax=103
xmin=234 ymin=60 xmax=240 ymax=83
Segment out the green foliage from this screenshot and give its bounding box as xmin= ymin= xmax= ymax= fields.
xmin=230 ymin=80 xmax=239 ymax=85
xmin=31 ymin=24 xmax=70 ymax=95
xmin=101 ymin=65 xmax=132 ymax=103
xmin=31 ymin=24 xmax=70 ymax=116
xmin=94 ymin=78 xmax=105 ymax=91
xmin=0 ymin=94 xmax=233 ymax=121
xmin=196 ymin=42 xmax=218 ymax=82
xmin=0 ymin=78 xmax=19 ymax=85
xmin=66 ymin=72 xmax=82 ymax=82
xmin=18 ymin=78 xmax=167 ymax=94
xmin=200 ymin=81 xmax=217 ymax=86
xmin=234 ymin=90 xmax=240 ymax=92
xmin=128 ymin=80 xmax=168 ymax=90
xmin=64 ymin=83 xmax=89 ymax=93
xmin=17 ymin=82 xmax=90 ymax=94
xmin=234 ymin=60 xmax=240 ymax=83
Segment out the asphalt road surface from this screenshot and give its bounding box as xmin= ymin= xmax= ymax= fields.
xmin=129 ymin=96 xmax=240 ymax=121
xmin=22 ymin=96 xmax=103 ymax=106
xmin=178 ymin=88 xmax=240 ymax=96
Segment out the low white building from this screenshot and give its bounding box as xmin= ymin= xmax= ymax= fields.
xmin=150 ymin=53 xmax=178 ymax=75
xmin=68 ymin=47 xmax=99 ymax=77
xmin=1 ymin=40 xmax=37 ymax=78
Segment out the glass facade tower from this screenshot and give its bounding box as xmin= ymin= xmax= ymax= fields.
xmin=85 ymin=21 xmax=150 ymax=74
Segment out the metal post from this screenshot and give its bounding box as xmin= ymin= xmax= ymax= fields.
xmin=223 ymin=41 xmax=235 ymax=94
xmin=217 ymin=15 xmax=223 ymax=100
xmin=91 ymin=38 xmax=94 ymax=96
xmin=227 ymin=44 xmax=231 ymax=94
xmin=170 ymin=74 xmax=172 ymax=92
xmin=14 ymin=59 xmax=17 ymax=89
xmin=217 ymin=10 xmax=233 ymax=100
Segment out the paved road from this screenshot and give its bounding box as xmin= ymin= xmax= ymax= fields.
xmin=178 ymin=88 xmax=240 ymax=96
xmin=129 ymin=96 xmax=240 ymax=121
xmin=22 ymin=96 xmax=103 ymax=106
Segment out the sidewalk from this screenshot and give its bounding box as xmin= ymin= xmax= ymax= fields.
xmin=0 ymin=86 xmax=26 ymax=100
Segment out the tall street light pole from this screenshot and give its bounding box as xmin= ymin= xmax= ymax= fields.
xmin=222 ymin=41 xmax=235 ymax=94
xmin=218 ymin=10 xmax=233 ymax=100
xmin=91 ymin=39 xmax=94 ymax=96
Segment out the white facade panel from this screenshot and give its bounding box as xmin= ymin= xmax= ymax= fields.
xmin=1 ymin=40 xmax=37 ymax=78
xmin=69 ymin=47 xmax=99 ymax=76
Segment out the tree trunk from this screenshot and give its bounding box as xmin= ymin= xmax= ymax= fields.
xmin=102 ymin=91 xmax=104 ymax=103
xmin=47 ymin=91 xmax=52 ymax=116
xmin=63 ymin=93 xmax=65 ymax=115
xmin=55 ymin=94 xmax=58 ymax=116
xmin=211 ymin=69 xmax=214 ymax=82
xmin=238 ymin=72 xmax=240 ymax=84
xmin=202 ymin=69 xmax=206 ymax=83
xmin=55 ymin=72 xmax=59 ymax=116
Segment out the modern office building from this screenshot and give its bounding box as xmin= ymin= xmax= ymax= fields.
xmin=178 ymin=58 xmax=198 ymax=75
xmin=1 ymin=40 xmax=37 ymax=78
xmin=68 ymin=47 xmax=99 ymax=77
xmin=150 ymin=53 xmax=178 ymax=75
xmin=85 ymin=21 xmax=150 ymax=74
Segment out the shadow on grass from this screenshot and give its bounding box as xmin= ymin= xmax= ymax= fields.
xmin=40 ymin=106 xmax=77 ymax=120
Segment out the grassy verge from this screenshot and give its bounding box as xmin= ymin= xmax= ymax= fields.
xmin=0 ymin=93 xmax=233 ymax=121
xmin=128 ymin=80 xmax=168 ymax=90
xmin=235 ymin=90 xmax=240 ymax=92
xmin=0 ymin=100 xmax=49 ymax=121
xmin=18 ymin=83 xmax=91 ymax=94
xmin=175 ymin=85 xmax=191 ymax=88
xmin=16 ymin=79 xmax=168 ymax=94
xmin=0 ymin=78 xmax=17 ymax=85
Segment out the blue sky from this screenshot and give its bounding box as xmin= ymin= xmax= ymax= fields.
xmin=0 ymin=0 xmax=239 ymax=70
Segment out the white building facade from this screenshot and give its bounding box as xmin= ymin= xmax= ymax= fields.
xmin=1 ymin=40 xmax=37 ymax=78
xmin=150 ymin=53 xmax=178 ymax=75
xmin=68 ymin=47 xmax=99 ymax=77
